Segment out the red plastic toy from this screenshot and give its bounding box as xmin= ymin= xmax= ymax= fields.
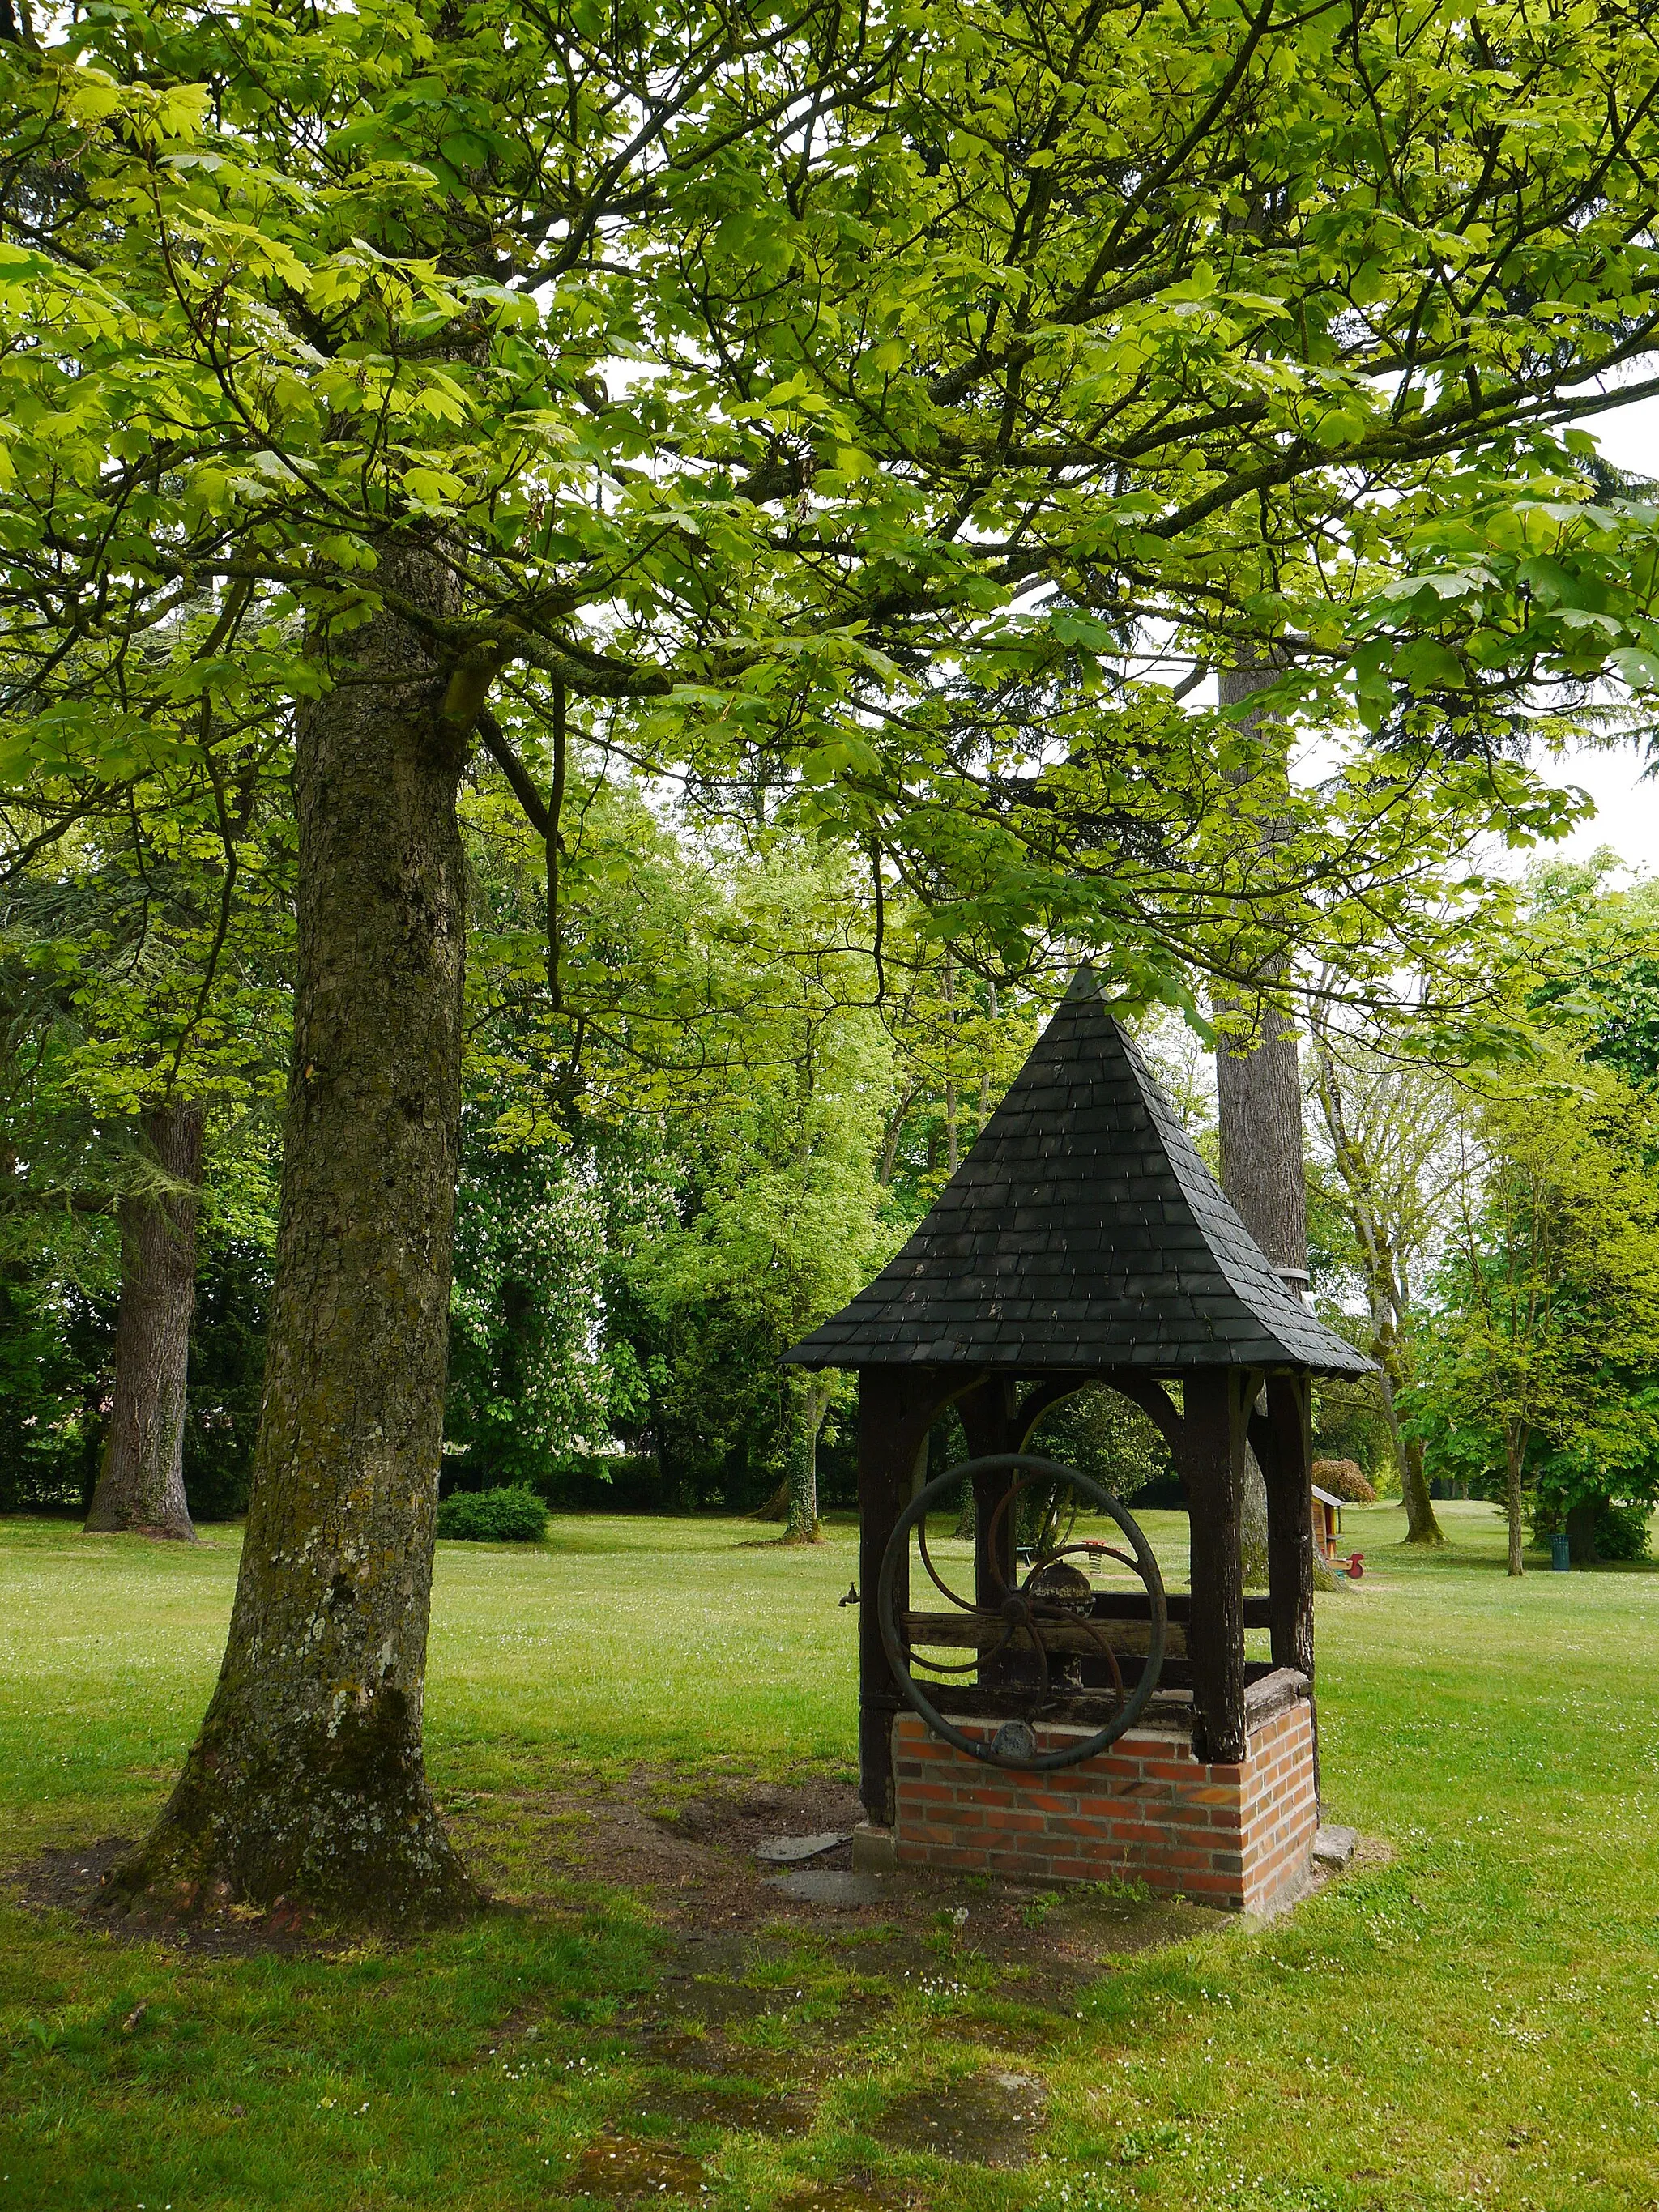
xmin=1344 ymin=1552 xmax=1365 ymax=1580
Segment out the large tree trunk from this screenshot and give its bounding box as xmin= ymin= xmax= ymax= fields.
xmin=1400 ymin=1421 xmax=1442 ymax=1545
xmin=1504 ymin=1426 xmax=1526 ymax=1578
xmin=1214 ymin=981 xmax=1299 ymax=1589
xmin=83 ymin=1098 xmax=204 ymax=1541
xmin=1566 ymin=1494 xmax=1601 ymax=1566
xmin=107 ymin=552 xmax=477 ymax=1929
xmin=1214 ymin=668 xmax=1310 ymax=1591
xmin=1372 ymin=1353 xmax=1444 ymax=1545
xmin=783 ymin=1379 xmax=830 ymax=1543
xmin=1214 ymin=995 xmax=1308 ymax=1290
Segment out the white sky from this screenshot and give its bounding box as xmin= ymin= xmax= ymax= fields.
xmin=1535 ymin=743 xmax=1659 ymax=874
xmin=1535 ymin=395 xmax=1659 ymax=876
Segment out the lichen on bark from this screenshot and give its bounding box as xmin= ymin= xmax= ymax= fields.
xmin=105 ymin=551 xmax=480 ymax=1929
xmin=783 ymin=1378 xmax=830 ymax=1544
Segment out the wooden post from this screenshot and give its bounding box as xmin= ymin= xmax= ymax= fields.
xmin=1261 ymin=1370 xmax=1315 ymax=1680
xmin=959 ymin=1375 xmax=1019 ymax=1610
xmin=856 ymin=1366 xmax=946 ymax=1825
xmin=1179 ymin=1368 xmax=1248 ymax=1765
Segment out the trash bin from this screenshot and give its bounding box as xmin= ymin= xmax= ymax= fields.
xmin=1549 ymin=1532 xmax=1572 ymax=1571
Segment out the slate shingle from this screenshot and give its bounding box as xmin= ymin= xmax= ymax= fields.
xmin=786 ymin=969 xmax=1374 ymax=1379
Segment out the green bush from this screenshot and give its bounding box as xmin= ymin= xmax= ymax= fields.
xmin=435 ymin=1483 xmax=548 ymax=1543
xmin=1595 ymin=1500 xmax=1653 ymax=1562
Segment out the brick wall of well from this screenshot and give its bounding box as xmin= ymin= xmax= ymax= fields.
xmin=891 ymin=1686 xmax=1316 ymax=1914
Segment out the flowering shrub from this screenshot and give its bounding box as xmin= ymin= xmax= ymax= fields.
xmin=446 ymin=1150 xmax=621 ymax=1489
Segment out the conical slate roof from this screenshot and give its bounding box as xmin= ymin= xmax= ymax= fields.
xmin=787 ymin=972 xmax=1374 ymax=1377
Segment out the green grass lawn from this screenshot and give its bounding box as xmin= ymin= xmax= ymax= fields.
xmin=4 ymin=1501 xmax=1659 ymax=2212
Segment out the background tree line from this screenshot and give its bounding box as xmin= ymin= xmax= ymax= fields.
xmin=13 ymin=744 xmax=1659 ymax=1583
xmin=0 ymin=728 xmax=1051 ymax=1535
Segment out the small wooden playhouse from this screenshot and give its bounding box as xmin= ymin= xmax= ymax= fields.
xmin=787 ymin=972 xmax=1373 ymax=1913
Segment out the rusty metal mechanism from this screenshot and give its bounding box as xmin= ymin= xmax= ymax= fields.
xmin=876 ymin=1452 xmax=1167 ymax=1773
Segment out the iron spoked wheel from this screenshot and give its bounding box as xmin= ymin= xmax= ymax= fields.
xmin=876 ymin=1452 xmax=1168 ymax=1773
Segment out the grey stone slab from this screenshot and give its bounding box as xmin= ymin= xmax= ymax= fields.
xmin=851 ymin=1821 xmax=898 ymax=1873
xmin=1312 ymin=1825 xmax=1358 ymax=1869
xmin=761 ymin=1869 xmax=892 ymax=1907
xmin=753 ymin=1831 xmax=854 ymax=1865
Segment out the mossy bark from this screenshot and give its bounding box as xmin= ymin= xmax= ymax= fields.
xmin=783 ymin=1379 xmax=830 ymax=1544
xmin=1399 ymin=1429 xmax=1444 ymax=1546
xmin=1374 ymin=1334 xmax=1444 ymax=1545
xmin=83 ymin=1098 xmax=203 ymax=1542
xmin=1214 ymin=668 xmax=1311 ymax=1594
xmin=1215 ymin=998 xmax=1303 ymax=1592
xmin=1235 ymin=1443 xmax=1269 ymax=1591
xmin=107 ymin=555 xmax=477 ymax=1929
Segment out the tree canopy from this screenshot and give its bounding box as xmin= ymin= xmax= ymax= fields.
xmin=8 ymin=0 xmax=1659 ymax=1000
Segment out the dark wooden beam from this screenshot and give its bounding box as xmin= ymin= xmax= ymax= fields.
xmin=856 ymin=1366 xmax=953 ymax=1824
xmin=1261 ymin=1370 xmax=1316 ymax=1680
xmin=1091 ymin=1589 xmax=1272 ymax=1626
xmin=959 ymin=1375 xmax=1020 ymax=1613
xmin=900 ymin=1591 xmax=1273 ymax=1657
xmin=1178 ymin=1367 xmax=1249 ymax=1763
xmin=902 ymin=1609 xmax=1190 ymax=1658
xmin=925 ymin=1660 xmax=1284 ymax=1728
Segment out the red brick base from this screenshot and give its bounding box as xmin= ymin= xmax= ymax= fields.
xmin=890 ymin=1672 xmax=1317 ymax=1914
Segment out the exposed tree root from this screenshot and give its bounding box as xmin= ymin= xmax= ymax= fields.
xmin=96 ymin=1712 xmax=482 ymax=1935
xmin=81 ymin=1521 xmax=198 ymax=1543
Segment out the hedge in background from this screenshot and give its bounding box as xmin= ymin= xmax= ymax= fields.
xmin=435 ymin=1485 xmax=548 ymax=1544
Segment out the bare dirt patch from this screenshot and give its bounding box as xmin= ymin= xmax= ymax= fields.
xmin=14 ymin=1837 xmax=325 ymax=1958
xmin=783 ymin=2178 xmax=932 ymax=2212
xmin=453 ymin=1761 xmax=1230 ymax=1993
xmin=17 ymin=1835 xmax=131 ymax=1915
xmin=868 ymin=2069 xmax=1048 ymax=2169
xmin=630 ymin=2071 xmax=817 ymax=2137
xmin=443 ymin=1767 xmax=868 ymax=1934
xmin=558 ymin=2133 xmax=711 ymax=2203
xmin=663 ymin=1778 xmax=864 ymax=1862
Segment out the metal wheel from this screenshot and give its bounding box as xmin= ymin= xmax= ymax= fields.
xmin=876 ymin=1451 xmax=1167 ymax=1773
